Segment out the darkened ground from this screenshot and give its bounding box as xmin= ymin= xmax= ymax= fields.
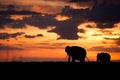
xmin=1 ymin=62 xmax=120 ymax=78
xmin=1 ymin=61 xmax=120 ymax=68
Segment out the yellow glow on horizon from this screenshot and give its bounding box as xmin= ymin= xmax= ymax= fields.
xmin=115 ymin=22 xmax=120 ymax=28
xmin=9 ymin=15 xmax=31 ymax=20
xmin=0 ymin=25 xmax=60 ymax=45
xmin=31 ymin=5 xmax=41 ymax=13
xmin=55 ymin=15 xmax=70 ymax=21
xmin=78 ymin=22 xmax=97 ymax=29
xmin=77 ymin=22 xmax=103 ymax=45
xmin=70 ymin=3 xmax=89 ymax=9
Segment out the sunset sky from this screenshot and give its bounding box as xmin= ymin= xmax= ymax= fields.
xmin=0 ymin=0 xmax=120 ymax=62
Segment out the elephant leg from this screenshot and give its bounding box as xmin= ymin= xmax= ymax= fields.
xmin=72 ymin=56 xmax=75 ymax=63
xmin=68 ymin=56 xmax=71 ymax=62
xmin=80 ymin=57 xmax=85 ymax=62
xmin=97 ymin=58 xmax=99 ymax=62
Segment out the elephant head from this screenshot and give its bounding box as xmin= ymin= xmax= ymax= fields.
xmin=97 ymin=52 xmax=111 ymax=63
xmin=65 ymin=46 xmax=87 ymax=62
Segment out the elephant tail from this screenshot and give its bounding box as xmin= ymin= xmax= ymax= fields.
xmin=86 ymin=56 xmax=90 ymax=62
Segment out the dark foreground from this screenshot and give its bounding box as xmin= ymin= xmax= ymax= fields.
xmin=1 ymin=61 xmax=120 ymax=64
xmin=1 ymin=62 xmax=120 ymax=78
xmin=1 ymin=62 xmax=120 ymax=72
xmin=1 ymin=61 xmax=120 ymax=68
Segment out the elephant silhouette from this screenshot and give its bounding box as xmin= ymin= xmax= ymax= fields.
xmin=65 ymin=46 xmax=87 ymax=62
xmin=97 ymin=52 xmax=111 ymax=63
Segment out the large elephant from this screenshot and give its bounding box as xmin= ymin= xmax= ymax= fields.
xmin=65 ymin=46 xmax=87 ymax=62
xmin=97 ymin=52 xmax=111 ymax=63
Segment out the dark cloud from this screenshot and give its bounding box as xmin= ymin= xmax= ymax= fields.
xmin=99 ymin=0 xmax=120 ymax=5
xmin=61 ymin=1 xmax=120 ymax=23
xmin=36 ymin=45 xmax=64 ymax=49
xmin=116 ymin=38 xmax=120 ymax=46
xmin=1 ymin=12 xmax=80 ymax=40
xmin=104 ymin=37 xmax=117 ymax=40
xmin=69 ymin=0 xmax=120 ymax=5
xmin=100 ymin=30 xmax=113 ymax=35
xmin=86 ymin=25 xmax=93 ymax=28
xmin=36 ymin=42 xmax=67 ymax=46
xmin=78 ymin=29 xmax=85 ymax=33
xmin=48 ymin=17 xmax=82 ymax=40
xmin=34 ymin=43 xmax=67 ymax=49
xmin=9 ymin=32 xmax=25 ymax=38
xmin=90 ymin=46 xmax=120 ymax=52
xmin=24 ymin=15 xmax=57 ymax=28
xmin=68 ymin=0 xmax=120 ymax=29
xmin=0 ymin=15 xmax=14 ymax=29
xmin=36 ymin=34 xmax=43 ymax=37
xmin=2 ymin=14 xmax=56 ymax=29
xmin=0 ymin=14 xmax=57 ymax=29
xmin=9 ymin=13 xmax=83 ymax=40
xmin=69 ymin=0 xmax=93 ymax=8
xmin=44 ymin=0 xmax=69 ymax=2
xmin=96 ymin=22 xmax=115 ymax=29
xmin=36 ymin=43 xmax=50 ymax=45
xmin=0 ymin=32 xmax=25 ymax=40
xmin=0 ymin=14 xmax=82 ymax=40
xmin=0 ymin=0 xmax=120 ymax=40
xmin=7 ymin=5 xmax=15 ymax=11
xmin=89 ymin=1 xmax=120 ymax=23
xmin=69 ymin=0 xmax=91 ymax=2
xmin=69 ymin=0 xmax=120 ymax=29
xmin=0 ymin=13 xmax=39 ymax=29
xmin=104 ymin=37 xmax=120 ymax=46
xmin=92 ymin=34 xmax=102 ymax=36
xmin=28 ymin=45 xmax=64 ymax=49
xmin=61 ymin=6 xmax=89 ymax=17
xmin=0 ymin=5 xmax=39 ymax=15
xmin=24 ymin=34 xmax=43 ymax=38
xmin=0 ymin=10 xmax=39 ymax=15
xmin=10 ymin=20 xmax=26 ymax=29
xmin=24 ymin=35 xmax=36 ymax=38
xmin=15 ymin=44 xmax=23 ymax=46
xmin=0 ymin=45 xmax=23 ymax=50
xmin=0 ymin=5 xmax=40 ymax=29
xmin=46 ymin=6 xmax=88 ymax=40
xmin=51 ymin=43 xmax=67 ymax=47
xmin=0 ymin=43 xmax=3 ymax=45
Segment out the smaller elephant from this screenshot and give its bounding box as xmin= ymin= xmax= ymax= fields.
xmin=65 ymin=46 xmax=87 ymax=62
xmin=97 ymin=52 xmax=111 ymax=63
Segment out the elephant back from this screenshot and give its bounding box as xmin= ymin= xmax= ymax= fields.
xmin=72 ymin=46 xmax=87 ymax=58
xmin=97 ymin=52 xmax=111 ymax=63
xmin=65 ymin=46 xmax=87 ymax=62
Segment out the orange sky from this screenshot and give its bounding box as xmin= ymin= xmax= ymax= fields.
xmin=0 ymin=21 xmax=120 ymax=62
xmin=0 ymin=0 xmax=120 ymax=62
